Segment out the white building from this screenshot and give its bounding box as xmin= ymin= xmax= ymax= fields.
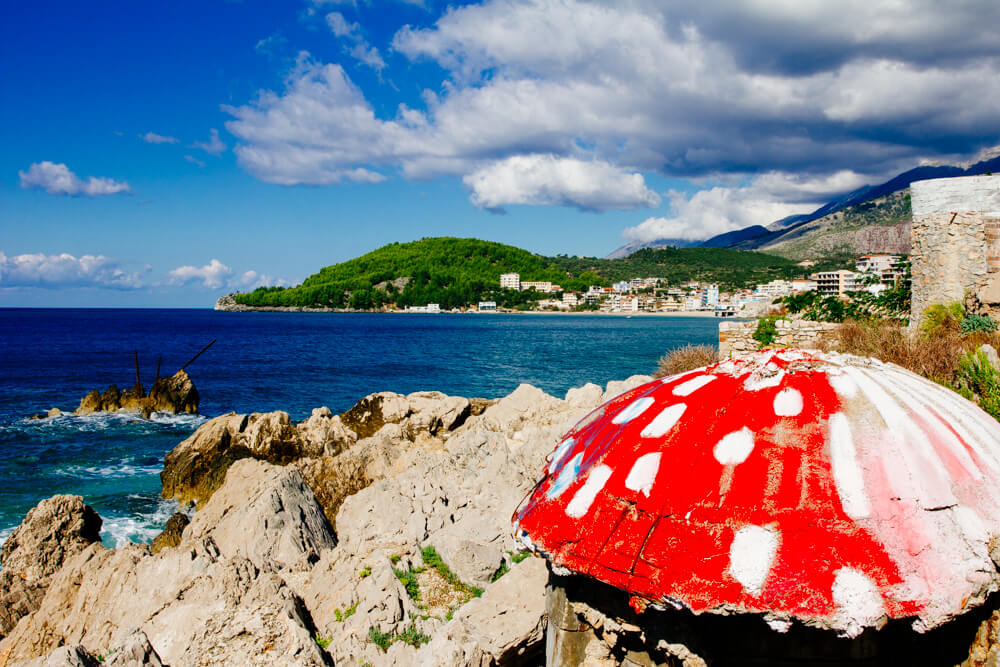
xmin=562 ymin=292 xmax=579 ymax=307
xmin=856 ymin=254 xmax=901 ymax=274
xmin=756 ymin=280 xmax=793 ymax=298
xmin=521 ymin=281 xmax=555 ymax=293
xmin=478 ymin=301 xmax=497 ymax=311
xmin=790 ymin=279 xmax=818 ymax=293
xmin=500 ymin=273 xmax=521 ymax=290
xmin=684 ymin=296 xmax=702 ymax=311
xmin=613 ymin=280 xmax=631 ymax=293
xmin=706 ymin=284 xmax=719 ymax=306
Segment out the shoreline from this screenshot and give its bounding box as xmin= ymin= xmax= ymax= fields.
xmin=215 ymin=304 xmax=738 ymax=318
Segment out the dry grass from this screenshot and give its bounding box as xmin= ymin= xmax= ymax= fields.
xmin=823 ymin=320 xmax=1000 ymax=385
xmin=655 ymin=344 xmax=719 ymax=378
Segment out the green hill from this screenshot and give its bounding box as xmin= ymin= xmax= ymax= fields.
xmin=231 ymin=237 xmax=808 ymax=310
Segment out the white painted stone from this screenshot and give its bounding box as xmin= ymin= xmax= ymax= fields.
xmin=612 ymin=396 xmax=654 ymax=424
xmin=640 ymin=403 xmax=686 ymax=438
xmin=828 ymin=413 xmax=871 ymax=519
xmin=832 ymin=567 xmax=886 ymax=638
xmin=728 ymin=525 xmax=779 ymax=595
xmin=773 ymin=388 xmax=803 ymax=417
xmin=672 ymin=375 xmax=715 ymax=396
xmin=566 ymin=465 xmax=613 ymax=518
xmin=624 ymin=453 xmax=661 ymax=497
xmin=713 ymin=427 xmax=755 ymax=465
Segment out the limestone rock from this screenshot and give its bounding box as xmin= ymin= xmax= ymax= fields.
xmin=148 ymin=512 xmax=189 ymax=555
xmin=100 ymin=630 xmax=163 ymax=667
xmin=0 ymin=460 xmax=334 ymax=667
xmin=46 ymin=408 xmax=63 ymax=418
xmin=298 ymin=408 xmax=356 ymax=458
xmin=478 ymin=384 xmax=564 ymax=433
xmin=75 ymin=390 xmax=103 ymax=416
xmin=160 ymin=412 xmax=252 ymax=508
xmin=0 ymin=495 xmax=102 ymax=637
xmin=565 ymin=382 xmax=603 ymax=409
xmin=600 ymin=375 xmax=654 ymax=404
xmin=340 ymin=391 xmax=472 ymax=440
xmin=183 ymin=459 xmax=337 ymax=570
xmin=11 ymin=646 xmax=98 ymax=667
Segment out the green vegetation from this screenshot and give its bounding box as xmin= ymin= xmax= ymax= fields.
xmin=393 ymin=565 xmax=421 ymax=602
xmin=753 ymin=316 xmax=780 ymax=348
xmin=368 ymin=625 xmax=431 ymax=652
xmin=315 ymin=634 xmax=333 ymax=649
xmin=951 ymin=349 xmax=1000 ymax=421
xmin=782 ymin=278 xmax=911 ymax=324
xmin=420 ymin=545 xmax=483 ymax=598
xmin=231 ymin=237 xmax=806 ymax=310
xmin=358 ymin=566 xmax=371 ymax=579
xmin=962 ymin=313 xmax=998 ymax=334
xmin=334 ymin=602 xmax=357 ymax=623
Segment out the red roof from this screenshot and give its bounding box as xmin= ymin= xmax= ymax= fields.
xmin=513 ymin=349 xmax=1000 ymax=636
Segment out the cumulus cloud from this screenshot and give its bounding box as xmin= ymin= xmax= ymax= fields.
xmin=0 ymin=251 xmax=143 ymax=289
xmin=233 ymin=270 xmax=288 ymax=289
xmin=141 ymin=132 xmax=178 ymax=144
xmin=167 ymin=259 xmax=232 ymax=289
xmin=18 ymin=162 xmax=130 ymax=197
xmin=190 ymin=129 xmax=226 ymax=155
xmin=225 ymin=0 xmax=1000 ymax=217
xmin=464 ymin=155 xmax=660 ymax=211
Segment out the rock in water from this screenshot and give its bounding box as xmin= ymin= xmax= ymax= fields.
xmin=150 ymin=369 xmax=198 ymax=414
xmin=0 ymin=495 xmax=102 ymax=638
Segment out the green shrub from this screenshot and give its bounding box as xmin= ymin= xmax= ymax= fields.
xmin=953 ymin=349 xmax=1000 ymax=420
xmin=358 ymin=566 xmax=371 ymax=579
xmin=368 ymin=627 xmax=393 ymax=652
xmin=421 ymin=546 xmax=483 ymax=598
xmin=961 ymin=313 xmax=998 ymax=334
xmin=753 ymin=316 xmax=779 ymax=348
xmin=315 ymin=634 xmax=332 ymax=649
xmin=368 ymin=625 xmax=430 ymax=652
xmin=393 ymin=567 xmax=421 ymax=602
xmin=921 ymin=302 xmax=965 ymax=336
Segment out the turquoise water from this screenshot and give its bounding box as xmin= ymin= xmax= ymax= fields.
xmin=0 ymin=309 xmax=720 ymax=545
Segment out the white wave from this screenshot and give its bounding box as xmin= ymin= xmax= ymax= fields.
xmin=56 ymin=459 xmax=162 ymax=479
xmin=148 ymin=411 xmax=207 ymax=427
xmin=12 ymin=410 xmax=206 ymax=433
xmin=0 ymin=526 xmax=15 ymax=548
xmin=101 ymin=496 xmax=184 ymax=548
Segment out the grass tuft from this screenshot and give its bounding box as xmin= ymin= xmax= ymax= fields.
xmin=654 ymin=344 xmax=718 ymax=377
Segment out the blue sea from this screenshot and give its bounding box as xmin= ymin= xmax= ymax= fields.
xmin=0 ymin=309 xmax=719 ymax=546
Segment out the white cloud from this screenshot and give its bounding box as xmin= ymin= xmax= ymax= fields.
xmin=325 ymin=12 xmax=386 ymax=71
xmin=18 ymin=162 xmax=130 ymax=197
xmin=190 ymin=129 xmax=226 ymax=155
xmin=623 ymin=186 xmax=816 ymax=242
xmin=167 ymin=259 xmax=232 ymax=289
xmin=184 ymin=155 xmax=205 ymax=167
xmin=464 ymin=155 xmax=660 ymax=211
xmin=141 ymin=132 xmax=178 ymax=144
xmin=234 ymin=270 xmax=288 ymax=289
xmin=225 ymin=0 xmax=1000 ymax=214
xmin=0 ymin=251 xmax=143 ymax=289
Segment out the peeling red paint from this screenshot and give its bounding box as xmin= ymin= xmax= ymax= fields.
xmin=514 ymin=350 xmax=1000 ymax=636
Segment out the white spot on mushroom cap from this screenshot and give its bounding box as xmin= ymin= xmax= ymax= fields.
xmin=548 ymin=452 xmax=582 ymax=499
xmin=640 ymin=403 xmax=686 ymax=438
xmin=672 ymin=374 xmax=715 ymax=396
xmin=728 ymin=525 xmax=779 ymax=596
xmin=566 ymin=465 xmax=613 ymax=518
xmin=612 ymin=396 xmax=654 ymax=424
xmin=625 ymin=453 xmax=661 ymax=497
xmin=547 ymin=437 xmax=575 ymax=473
xmin=713 ymin=427 xmax=755 ymax=465
xmin=773 ymin=388 xmax=803 ymax=417
xmin=832 ymin=567 xmax=886 ymax=638
xmin=828 ymin=413 xmax=871 ymax=519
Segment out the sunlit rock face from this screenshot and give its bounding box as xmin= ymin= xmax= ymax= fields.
xmin=515 ymin=349 xmax=1000 ymax=638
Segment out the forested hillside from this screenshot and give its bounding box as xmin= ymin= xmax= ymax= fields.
xmin=232 ymin=237 xmax=810 ymax=309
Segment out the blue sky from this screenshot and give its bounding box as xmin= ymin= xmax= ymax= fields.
xmin=3 ymin=1 xmax=999 ymax=306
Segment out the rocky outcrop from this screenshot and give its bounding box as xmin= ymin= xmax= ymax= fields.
xmin=0 ymin=460 xmax=334 ymax=667
xmin=73 ymin=371 xmax=198 ymax=418
xmin=5 ymin=375 xmax=658 ymax=667
xmin=0 ymin=495 xmax=101 ymax=638
xmin=148 ymin=512 xmax=189 ymax=555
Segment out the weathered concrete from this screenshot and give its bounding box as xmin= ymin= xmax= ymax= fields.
xmin=910 ymin=175 xmax=1000 ymax=325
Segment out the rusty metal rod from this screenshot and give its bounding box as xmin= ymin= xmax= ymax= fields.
xmin=180 ymin=339 xmax=216 ymax=372
xmin=134 ymin=350 xmax=141 ymax=389
xmin=154 ymin=356 xmax=162 ymax=385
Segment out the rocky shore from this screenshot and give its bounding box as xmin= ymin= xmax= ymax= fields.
xmin=0 ymin=376 xmax=650 ymax=666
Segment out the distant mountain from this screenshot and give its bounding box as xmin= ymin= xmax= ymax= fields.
xmin=615 ymin=155 xmax=1000 ymax=260
xmin=605 ymin=238 xmax=700 ymax=259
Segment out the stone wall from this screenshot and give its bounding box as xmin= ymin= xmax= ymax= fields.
xmin=910 ymin=175 xmax=1000 ymax=325
xmin=718 ymin=319 xmax=840 ymax=358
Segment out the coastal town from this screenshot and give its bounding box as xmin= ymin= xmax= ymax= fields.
xmin=403 ymin=253 xmax=908 ymax=315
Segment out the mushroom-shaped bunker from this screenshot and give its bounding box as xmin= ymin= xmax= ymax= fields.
xmin=514 ymin=349 xmax=1000 ymax=642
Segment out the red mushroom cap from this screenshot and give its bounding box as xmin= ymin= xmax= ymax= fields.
xmin=514 ymin=349 xmax=1000 ymax=636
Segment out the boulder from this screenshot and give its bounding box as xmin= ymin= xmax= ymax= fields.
xmin=75 ymin=390 xmax=102 ymax=416
xmin=0 ymin=495 xmax=102 ymax=637
xmin=160 ymin=412 xmax=252 ymax=508
xmin=340 ymin=391 xmax=473 ymax=440
xmin=298 ymin=408 xmax=356 ymax=458
xmin=149 ymin=370 xmax=198 ymax=415
xmin=184 ymin=459 xmax=337 ymax=570
xmin=565 ymin=382 xmax=603 ymax=409
xmin=11 ymin=646 xmax=97 ymax=667
xmin=148 ymin=512 xmax=189 ymax=555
